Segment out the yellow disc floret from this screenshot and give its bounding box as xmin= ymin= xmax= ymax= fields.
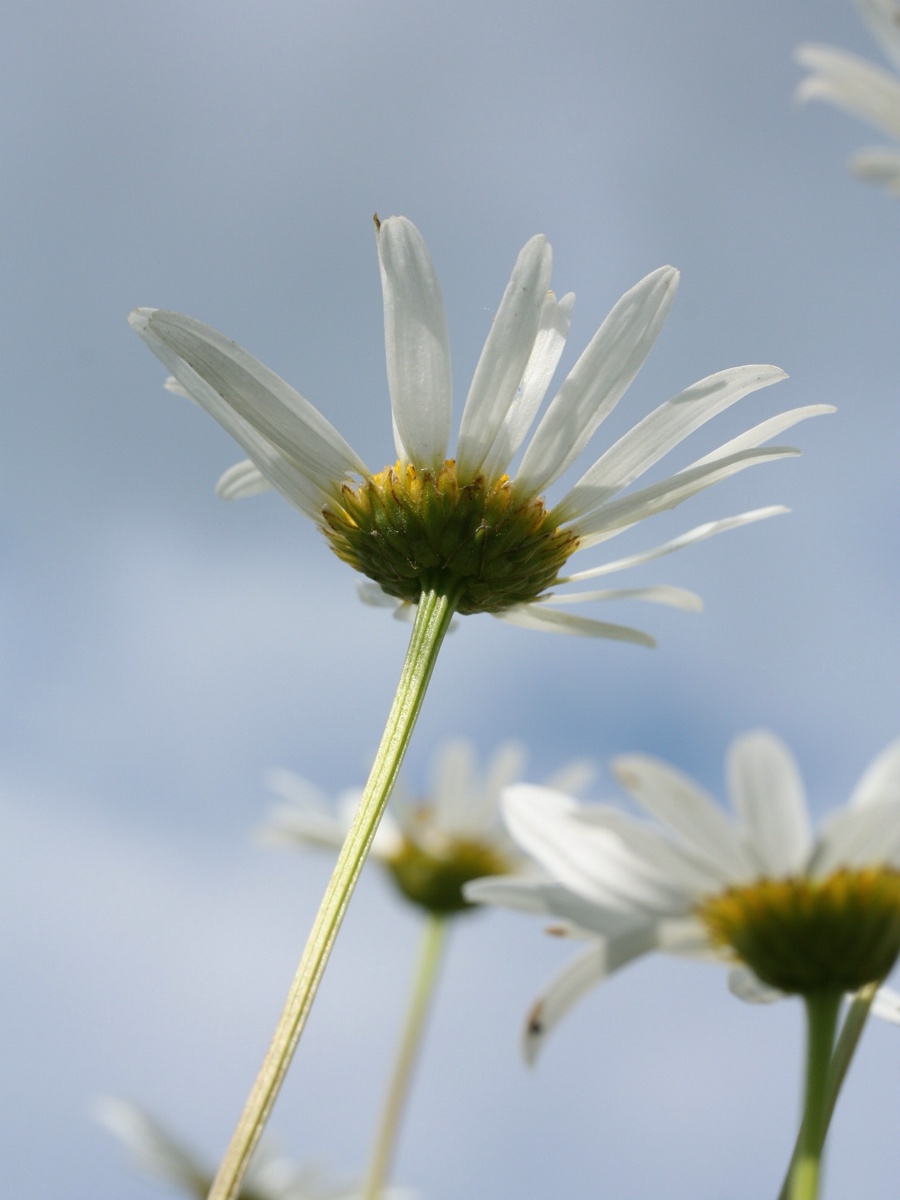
xmin=697 ymin=867 xmax=900 ymax=994
xmin=321 ymin=460 xmax=579 ymax=614
xmin=382 ymin=807 xmax=515 ymax=916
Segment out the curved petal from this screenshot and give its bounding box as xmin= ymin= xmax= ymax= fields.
xmin=456 ymin=235 xmax=553 ymax=483
xmin=795 ymin=44 xmax=900 ymax=140
xmin=612 ymin=755 xmax=756 ymax=882
xmin=522 ymin=931 xmax=659 ymax=1064
xmin=857 ymin=0 xmax=900 ymax=73
xmin=500 ymin=785 xmax=686 ymax=915
xmin=129 ymin=310 xmax=367 ymax=490
xmin=495 ymin=604 xmax=656 ymax=645
xmin=259 ymin=770 xmax=348 ymax=850
xmin=215 ymin=459 xmax=272 ymax=500
xmin=727 ymin=731 xmax=813 ymax=876
xmin=812 ymin=798 xmax=900 ymax=874
xmin=558 ymin=506 xmax=788 ymax=580
xmin=376 ymin=216 xmax=452 ymax=468
xmin=476 ymin=290 xmax=575 ymax=480
xmin=687 ymin=404 xmax=834 ymax=469
xmin=537 ymin=585 xmax=703 ymax=612
xmin=566 ymin=446 xmax=797 ymax=541
xmin=515 ymin=266 xmax=679 ymax=498
xmin=872 ymin=986 xmax=900 ymax=1025
xmin=851 ymin=145 xmax=900 ymax=191
xmin=850 ymin=735 xmax=900 ymax=807
xmin=727 ymin=966 xmax=784 ymax=1005
xmin=557 ymin=365 xmax=787 ymax=520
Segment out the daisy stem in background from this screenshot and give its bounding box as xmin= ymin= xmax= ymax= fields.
xmin=208 ymin=588 xmax=458 ymax=1200
xmin=788 ymin=990 xmax=842 ymax=1200
xmin=363 ymin=914 xmax=447 ymax=1200
xmin=778 ymin=983 xmax=878 ymax=1200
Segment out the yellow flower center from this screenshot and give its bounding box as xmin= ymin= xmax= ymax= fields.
xmin=321 ymin=460 xmax=579 ymax=614
xmin=385 ymin=818 xmax=514 ymax=916
xmin=697 ymin=867 xmax=900 ymax=994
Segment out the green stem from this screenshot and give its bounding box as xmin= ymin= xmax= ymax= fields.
xmin=787 ymin=990 xmax=843 ymax=1200
xmin=776 ymin=983 xmax=877 ymax=1200
xmin=363 ymin=914 xmax=447 ymax=1200
xmin=207 ymin=588 xmax=458 ymax=1200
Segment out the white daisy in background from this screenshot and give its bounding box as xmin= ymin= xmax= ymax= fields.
xmin=261 ymin=738 xmax=594 ymax=915
xmin=467 ymin=731 xmax=900 ymax=1061
xmin=797 ymin=0 xmax=900 ymax=194
xmin=131 ymin=214 xmax=830 ymax=644
xmin=93 ymin=1096 xmax=410 ymax=1200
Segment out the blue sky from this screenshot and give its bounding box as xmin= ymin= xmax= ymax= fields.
xmin=3 ymin=0 xmax=900 ymax=1196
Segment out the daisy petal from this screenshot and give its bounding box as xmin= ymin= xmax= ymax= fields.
xmin=557 ymin=365 xmax=786 ymax=521
xmin=850 ymin=735 xmax=900 ymax=807
xmin=727 ymin=731 xmax=813 ymax=876
xmin=812 ymin=798 xmax=900 ymax=874
xmin=522 ymin=932 xmax=659 ymax=1064
xmin=795 ymin=44 xmax=900 ymax=140
xmin=215 ymin=460 xmax=272 ymax=500
xmin=728 ymin=966 xmax=783 ymax=1004
xmin=687 ymin=405 xmax=834 ymax=469
xmin=495 ymin=605 xmax=656 ymax=645
xmin=456 ymin=235 xmax=553 ymax=482
xmin=872 ymin=986 xmax=900 ymax=1025
xmin=558 ymin=507 xmax=787 ymax=582
xmin=851 ymin=146 xmax=900 ymax=191
xmin=569 ymin=446 xmax=797 ymax=541
xmin=538 ymin=585 xmax=703 ymax=612
xmin=501 ymin=785 xmax=686 ymax=913
xmin=376 ymin=216 xmax=452 ymax=468
xmin=129 ymin=309 xmax=368 ymax=490
xmin=515 ymin=266 xmax=679 ymax=497
xmin=476 ymin=291 xmax=575 ymax=480
xmin=612 ymin=754 xmax=755 ymax=881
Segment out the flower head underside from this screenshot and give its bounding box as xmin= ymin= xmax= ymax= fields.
xmin=468 ymin=731 xmax=900 ymax=1059
xmin=130 ymin=216 xmax=831 ymax=640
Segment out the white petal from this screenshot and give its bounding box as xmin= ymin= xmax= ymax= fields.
xmin=812 ymin=798 xmax=900 ymax=874
xmin=574 ymin=804 xmax=719 ymax=894
xmin=559 ymin=507 xmax=787 ymax=580
xmin=129 ymin=309 xmax=367 ymax=490
xmin=795 ymin=44 xmax=900 ymax=140
xmin=851 ymin=146 xmax=900 ymax=191
xmin=537 ymin=585 xmax=703 ymax=612
xmin=376 ymin=216 xmax=452 ymax=468
xmin=727 ymin=966 xmax=784 ymax=1005
xmin=464 ymin=875 xmax=643 ymax=935
xmin=515 ymin=266 xmax=679 ymax=498
xmin=259 ymin=770 xmax=348 ymax=850
xmin=856 ymin=0 xmax=900 ymax=73
xmin=92 ymin=1095 xmax=211 ymax=1191
xmin=501 ymin=785 xmax=687 ymax=915
xmin=727 ymin=731 xmax=813 ymax=876
xmin=556 ymin=365 xmax=786 ymax=522
xmin=612 ymin=755 xmax=755 ymax=882
xmin=476 ymin=291 xmax=575 ymax=480
xmin=568 ymin=446 xmax=797 ymax=541
xmin=850 ymin=736 xmax=900 ymax=807
xmin=495 ymin=604 xmax=656 ymax=645
xmin=872 ymin=986 xmax=900 ymax=1025
xmin=456 ymin=235 xmax=553 ymax=482
xmin=215 ymin=459 xmax=272 ymax=500
xmin=686 ymin=404 xmax=834 ymax=469
xmin=522 ymin=931 xmax=659 ymax=1064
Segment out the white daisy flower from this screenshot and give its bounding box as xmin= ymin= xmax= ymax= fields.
xmin=261 ymin=738 xmax=594 ymax=916
xmin=467 ymin=731 xmax=900 ymax=1061
xmin=93 ymin=1096 xmax=411 ymax=1200
xmin=130 ymin=215 xmax=829 ymax=644
xmin=797 ymin=0 xmax=900 ymax=194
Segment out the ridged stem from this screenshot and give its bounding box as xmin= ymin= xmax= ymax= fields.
xmin=208 ymin=589 xmax=458 ymax=1200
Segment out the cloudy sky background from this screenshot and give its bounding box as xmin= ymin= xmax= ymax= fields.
xmin=3 ymin=0 xmax=900 ymax=1196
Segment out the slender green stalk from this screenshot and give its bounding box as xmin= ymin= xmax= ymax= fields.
xmin=776 ymin=983 xmax=877 ymax=1200
xmin=787 ymin=990 xmax=843 ymax=1200
xmin=363 ymin=914 xmax=447 ymax=1200
xmin=208 ymin=589 xmax=458 ymax=1200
